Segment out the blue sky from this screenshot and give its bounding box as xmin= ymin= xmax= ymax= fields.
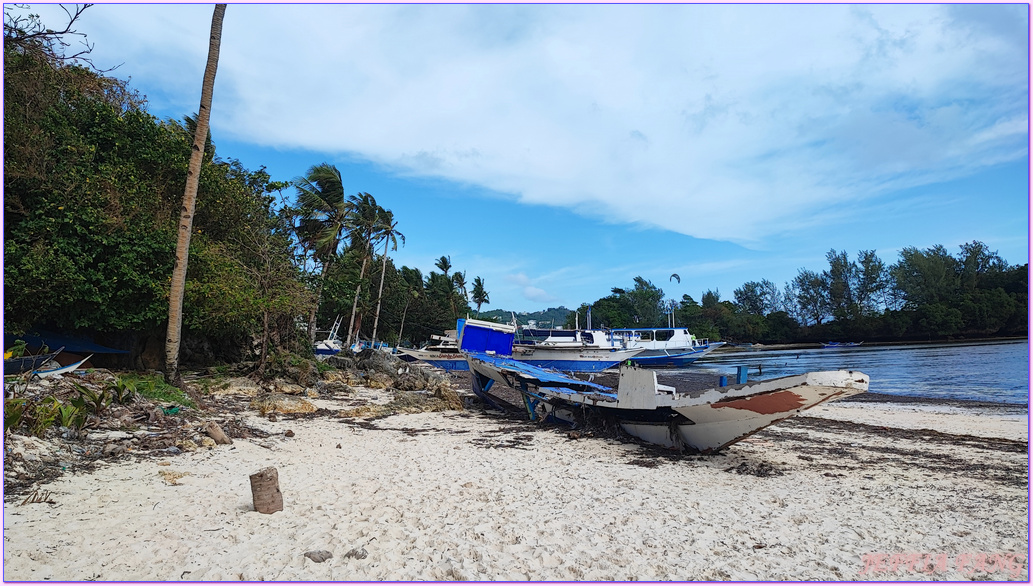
xmin=29 ymin=3 xmax=1030 ymax=312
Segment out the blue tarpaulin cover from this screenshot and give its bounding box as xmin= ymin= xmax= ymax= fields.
xmin=466 ymin=352 xmax=614 ymax=394
xmin=5 ymin=331 xmax=130 ymax=354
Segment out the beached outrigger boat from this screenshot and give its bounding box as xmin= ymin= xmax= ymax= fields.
xmin=608 ymin=328 xmax=723 ymax=367
xmin=396 ymin=331 xmax=468 ymax=371
xmin=458 ymin=319 xmax=869 ymax=452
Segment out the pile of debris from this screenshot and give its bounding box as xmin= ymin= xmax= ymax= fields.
xmin=3 ymin=350 xmax=468 ymax=498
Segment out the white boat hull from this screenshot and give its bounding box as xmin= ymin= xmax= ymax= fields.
xmin=615 ymin=371 xmax=867 ymax=451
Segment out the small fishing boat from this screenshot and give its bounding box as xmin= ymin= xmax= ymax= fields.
xmin=314 ymin=316 xmax=344 ymax=359
xmin=458 ymin=319 xmax=868 ymax=452
xmin=32 ymin=355 xmax=92 ymax=379
xmin=395 ymin=331 xmax=468 ymax=371
xmin=511 ymin=328 xmax=643 ymax=373
xmin=4 ymin=347 xmax=65 ymax=376
xmin=609 ymin=328 xmax=723 ymax=367
xmin=822 ymin=341 xmax=863 ymax=349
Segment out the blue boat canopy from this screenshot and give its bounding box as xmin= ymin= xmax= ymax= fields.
xmin=5 ymin=331 xmax=130 ymax=354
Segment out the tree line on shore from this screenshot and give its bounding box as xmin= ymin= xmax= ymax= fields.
xmin=3 ymin=8 xmax=487 ymax=370
xmin=565 ymin=244 xmax=1027 ymax=344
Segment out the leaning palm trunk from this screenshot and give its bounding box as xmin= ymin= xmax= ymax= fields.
xmin=370 ymin=239 xmax=390 ymax=344
xmin=165 ymin=4 xmax=226 ymax=390
xmin=345 ymin=255 xmax=369 ymax=348
xmin=307 ymin=260 xmax=331 ymax=345
xmin=396 ymin=299 xmax=410 ymax=346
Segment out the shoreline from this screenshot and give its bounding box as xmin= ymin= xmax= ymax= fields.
xmin=710 ymin=336 xmax=1028 ymax=353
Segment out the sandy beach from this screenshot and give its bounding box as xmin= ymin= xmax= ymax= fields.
xmin=3 ymin=376 xmax=1028 ymax=581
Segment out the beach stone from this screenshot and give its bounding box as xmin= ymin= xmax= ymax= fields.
xmin=212 ymin=377 xmax=261 ymax=397
xmin=273 ymin=381 xmax=306 ymax=395
xmin=102 ymin=443 xmax=126 ymax=457
xmin=344 ymin=547 xmax=368 ymax=560
xmin=177 ymin=439 xmax=199 ymax=452
xmin=90 ymin=430 xmax=132 ymax=442
xmin=250 ymin=394 xmax=316 ymax=415
xmin=324 ymin=354 xmax=356 ymax=371
xmin=355 ymin=349 xmax=405 ymax=376
xmin=365 ymin=372 xmax=394 ymax=389
xmin=304 ymin=550 xmax=333 ymax=563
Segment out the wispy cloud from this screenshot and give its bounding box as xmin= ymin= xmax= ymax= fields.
xmin=50 ymin=4 xmax=1028 ymax=249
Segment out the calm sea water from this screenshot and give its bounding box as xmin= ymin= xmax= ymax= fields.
xmin=691 ymin=339 xmax=1030 ymax=405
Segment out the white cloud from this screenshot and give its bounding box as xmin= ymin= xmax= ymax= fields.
xmin=52 ymin=4 xmax=1029 ymax=245
xmin=522 ymin=286 xmax=557 ymax=304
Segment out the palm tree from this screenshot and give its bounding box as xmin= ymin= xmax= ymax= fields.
xmin=344 ymin=192 xmax=381 ymax=347
xmin=433 ymin=254 xmax=460 ymax=317
xmin=170 ymin=113 xmax=215 ymax=161
xmin=435 ymin=255 xmax=452 ymax=277
xmin=452 ymin=271 xmax=468 ymax=301
xmin=397 ymin=267 xmax=423 ymax=345
xmin=165 ymin=3 xmax=226 ymax=391
xmin=471 ymin=276 xmax=489 ymax=316
xmin=293 ymin=163 xmax=349 ymax=344
xmin=371 ymin=209 xmax=404 ymax=345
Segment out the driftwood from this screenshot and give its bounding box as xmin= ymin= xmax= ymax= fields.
xmin=249 ymin=466 xmax=283 ymax=514
xmin=204 ymin=422 xmax=232 ymax=445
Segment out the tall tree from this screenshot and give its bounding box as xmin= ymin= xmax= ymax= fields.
xmin=471 ymin=276 xmax=489 ymax=316
xmin=293 ymin=162 xmax=349 ymax=344
xmin=792 ymin=269 xmax=830 ymax=326
xmin=824 ymin=249 xmax=856 ymax=322
xmin=452 ymin=270 xmax=468 ymax=301
xmin=396 ymin=267 xmax=423 ymax=345
xmin=733 ymin=281 xmax=767 ymax=316
xmin=853 ymin=250 xmax=887 ymax=317
xmin=890 ymin=245 xmax=960 ymax=308
xmin=435 ymin=255 xmax=452 ymax=277
xmin=344 ymin=192 xmax=381 ymax=346
xmin=165 ymin=3 xmax=226 ymax=389
xmin=371 ymin=209 xmax=404 ymax=344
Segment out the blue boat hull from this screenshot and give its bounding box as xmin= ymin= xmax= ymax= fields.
xmin=422 ymin=358 xmax=470 ymax=371
xmin=515 ymin=358 xmax=623 ymax=373
xmin=628 ymin=353 xmax=707 ymax=368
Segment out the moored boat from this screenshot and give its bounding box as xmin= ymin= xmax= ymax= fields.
xmin=822 ymin=341 xmax=863 ymax=348
xmin=458 ymin=319 xmax=869 ymax=452
xmin=314 ymin=316 xmax=344 ymax=359
xmin=395 ymin=331 xmax=468 ymax=371
xmin=511 ymin=328 xmax=643 ymax=373
xmin=609 ymin=327 xmax=723 ymax=367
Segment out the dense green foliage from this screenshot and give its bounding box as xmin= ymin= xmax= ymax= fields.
xmin=3 ymin=10 xmax=487 ymax=365
xmin=569 ymin=245 xmax=1026 ymax=344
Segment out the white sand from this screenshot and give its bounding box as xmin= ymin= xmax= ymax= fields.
xmin=809 ymin=401 xmax=1029 ymax=442
xmin=3 ymin=391 xmax=1028 ymax=581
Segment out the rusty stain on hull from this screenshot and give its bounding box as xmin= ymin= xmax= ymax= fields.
xmin=711 ymin=390 xmax=807 ymax=414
